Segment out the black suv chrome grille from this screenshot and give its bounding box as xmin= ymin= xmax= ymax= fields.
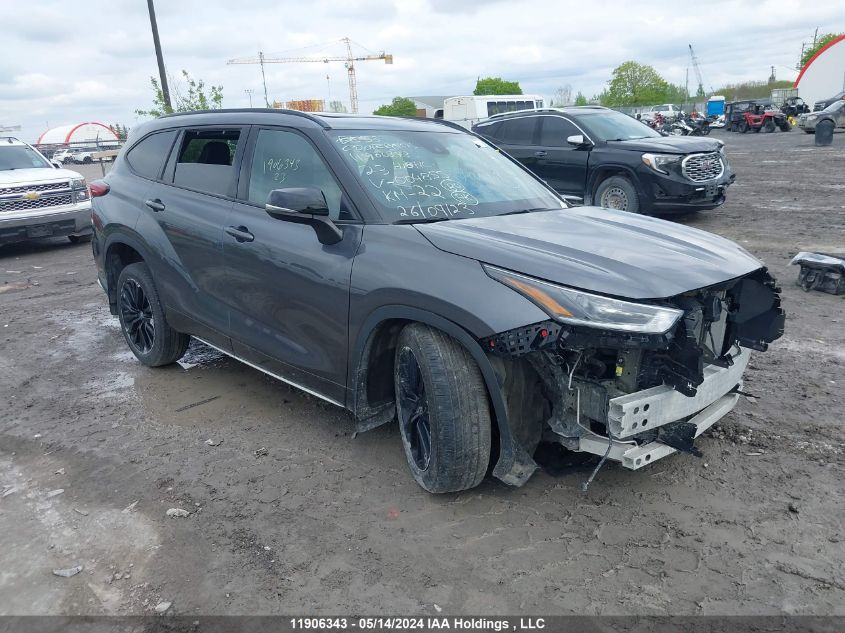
xmin=682 ymin=152 xmax=724 ymax=182
xmin=0 ymin=181 xmax=70 ymax=196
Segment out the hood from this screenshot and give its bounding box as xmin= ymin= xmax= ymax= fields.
xmin=606 ymin=136 xmax=722 ymax=154
xmin=0 ymin=167 xmax=83 ymax=185
xmin=415 ymin=207 xmax=763 ymax=300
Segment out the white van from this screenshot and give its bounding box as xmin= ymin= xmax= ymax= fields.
xmin=443 ymin=94 xmax=544 ymax=128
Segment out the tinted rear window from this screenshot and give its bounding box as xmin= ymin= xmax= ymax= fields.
xmin=126 ymin=131 xmax=177 ymax=179
xmin=497 ymin=117 xmax=537 ymax=145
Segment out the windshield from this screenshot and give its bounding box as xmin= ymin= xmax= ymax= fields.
xmin=329 ymin=130 xmax=563 ymax=222
xmin=822 ymin=100 xmax=845 ymax=113
xmin=578 ymin=111 xmax=664 ymax=141
xmin=0 ymin=144 xmax=51 ymax=170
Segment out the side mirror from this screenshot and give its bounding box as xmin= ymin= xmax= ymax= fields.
xmin=266 ymin=187 xmax=330 ymax=216
xmin=566 ymin=134 xmax=590 ymax=147
xmin=51 ymin=160 xmax=62 ymax=169
xmin=265 ymin=187 xmax=342 ymax=245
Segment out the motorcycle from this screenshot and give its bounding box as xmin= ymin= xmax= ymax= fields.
xmin=685 ymin=114 xmax=711 ymax=136
xmin=668 ymin=117 xmax=694 ymax=136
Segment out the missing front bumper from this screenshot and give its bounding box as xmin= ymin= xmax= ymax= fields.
xmin=576 ymin=346 xmax=749 ymax=469
xmin=579 ymin=389 xmax=739 ymax=469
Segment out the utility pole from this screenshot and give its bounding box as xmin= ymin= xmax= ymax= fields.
xmin=244 ymin=89 xmax=254 ymax=107
xmin=259 ymin=51 xmax=269 ymax=107
xmin=146 ymin=0 xmax=171 ymax=112
xmin=769 ymin=66 xmax=776 ymax=83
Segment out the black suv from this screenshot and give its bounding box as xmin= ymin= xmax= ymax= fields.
xmin=472 ymin=106 xmax=734 ymax=214
xmin=91 ymin=109 xmax=782 ymax=493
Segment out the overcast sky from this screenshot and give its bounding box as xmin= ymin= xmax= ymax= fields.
xmin=2 ymin=0 xmax=844 ymax=142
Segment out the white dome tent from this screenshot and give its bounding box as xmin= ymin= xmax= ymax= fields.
xmin=36 ymin=122 xmax=120 ymax=148
xmin=794 ymin=34 xmax=845 ymax=107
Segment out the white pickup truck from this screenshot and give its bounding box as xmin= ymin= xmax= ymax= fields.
xmin=648 ymin=104 xmax=684 ymax=121
xmin=0 ymin=137 xmax=92 ymax=245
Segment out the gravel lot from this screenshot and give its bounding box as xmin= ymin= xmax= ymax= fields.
xmin=1 ymin=130 xmax=843 ymax=616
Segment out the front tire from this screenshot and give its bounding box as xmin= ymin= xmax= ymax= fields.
xmin=596 ymin=176 xmax=640 ymax=213
xmin=116 ymin=262 xmax=189 ymax=367
xmin=394 ymin=324 xmax=492 ymax=493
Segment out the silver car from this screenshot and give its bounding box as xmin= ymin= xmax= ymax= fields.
xmin=798 ymin=99 xmax=845 ymax=133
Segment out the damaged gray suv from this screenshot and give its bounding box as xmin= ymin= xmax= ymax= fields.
xmin=91 ymin=110 xmax=784 ymax=493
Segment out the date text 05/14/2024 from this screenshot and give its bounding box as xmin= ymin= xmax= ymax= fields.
xmin=289 ymin=617 xmax=547 ymax=631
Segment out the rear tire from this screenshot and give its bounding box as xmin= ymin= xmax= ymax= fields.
xmin=116 ymin=262 xmax=189 ymax=367
xmin=738 ymin=121 xmax=749 ymax=133
xmin=596 ymin=176 xmax=640 ymax=213
xmin=393 ymin=323 xmax=492 ymax=493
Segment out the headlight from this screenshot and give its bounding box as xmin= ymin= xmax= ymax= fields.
xmin=717 ymin=142 xmax=726 ymax=156
xmin=484 ymin=265 xmax=684 ymax=334
xmin=641 ymin=153 xmax=682 ymax=175
xmin=71 ymin=178 xmax=89 ymax=202
xmin=806 ymin=115 xmax=818 ymax=122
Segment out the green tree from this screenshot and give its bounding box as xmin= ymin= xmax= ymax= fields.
xmin=328 ymin=100 xmax=348 ymax=113
xmin=602 ymin=61 xmax=671 ymax=107
xmin=801 ymin=33 xmax=843 ymax=67
xmin=111 ymin=124 xmax=129 ymax=141
xmin=373 ymin=97 xmax=417 ymax=116
xmin=473 ymin=77 xmax=522 ymax=95
xmin=574 ymin=92 xmax=588 ymax=106
xmin=711 ymin=79 xmax=793 ymax=101
xmin=136 ymin=70 xmax=223 ymax=118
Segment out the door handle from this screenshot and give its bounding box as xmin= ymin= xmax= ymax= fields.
xmin=145 ymin=198 xmax=165 ymax=212
xmin=534 ymin=150 xmax=548 ymax=157
xmin=225 ymin=225 xmax=255 ymax=243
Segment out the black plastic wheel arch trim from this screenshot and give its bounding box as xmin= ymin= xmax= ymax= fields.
xmin=351 ymin=305 xmax=538 ymax=487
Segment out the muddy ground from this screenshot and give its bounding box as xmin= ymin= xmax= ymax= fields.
xmin=1 ymin=130 xmax=843 ymax=616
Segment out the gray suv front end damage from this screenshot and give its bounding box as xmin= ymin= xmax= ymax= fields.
xmin=478 ymin=266 xmax=784 ymax=479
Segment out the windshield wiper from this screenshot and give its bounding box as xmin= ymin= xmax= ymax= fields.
xmin=393 ymin=216 xmax=451 ymax=225
xmin=498 ymin=207 xmax=556 ymax=216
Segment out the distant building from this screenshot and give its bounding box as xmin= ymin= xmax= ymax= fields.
xmin=36 ymin=122 xmax=119 ymax=148
xmin=273 ymin=99 xmax=325 ymax=112
xmin=794 ymin=34 xmax=845 ymax=106
xmin=409 ymin=96 xmax=447 ymax=118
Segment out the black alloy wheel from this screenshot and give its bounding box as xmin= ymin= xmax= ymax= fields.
xmin=396 ymin=347 xmax=431 ymax=471
xmin=119 ymin=278 xmax=155 ymax=354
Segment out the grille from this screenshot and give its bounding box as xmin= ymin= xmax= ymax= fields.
xmin=0 ymin=194 xmax=73 ymax=212
xmin=0 ymin=181 xmax=70 ymax=196
xmin=682 ymin=152 xmax=724 ymax=182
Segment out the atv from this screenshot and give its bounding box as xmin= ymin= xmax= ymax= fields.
xmin=781 ymin=96 xmax=809 ymax=126
xmin=726 ymin=100 xmax=791 ymax=133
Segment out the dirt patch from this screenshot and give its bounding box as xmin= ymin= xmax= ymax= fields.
xmin=0 ymin=130 xmax=843 ymax=615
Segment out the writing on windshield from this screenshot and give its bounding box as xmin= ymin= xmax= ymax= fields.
xmin=335 ymin=135 xmax=479 ymax=219
xmin=330 ymin=131 xmax=561 ymax=222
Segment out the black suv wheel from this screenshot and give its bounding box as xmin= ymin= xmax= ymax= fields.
xmin=117 ymin=263 xmax=189 ymax=366
xmin=596 ymin=176 xmax=640 ymax=213
xmin=394 ymin=324 xmax=491 ymax=493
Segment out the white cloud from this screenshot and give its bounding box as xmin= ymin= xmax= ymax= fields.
xmin=1 ymin=0 xmax=843 ymax=141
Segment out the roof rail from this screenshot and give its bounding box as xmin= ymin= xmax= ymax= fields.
xmin=396 ymin=116 xmax=469 ymax=132
xmin=157 ymin=108 xmax=332 ymax=129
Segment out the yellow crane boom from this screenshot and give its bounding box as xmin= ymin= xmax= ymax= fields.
xmin=227 ymin=38 xmax=393 ymax=114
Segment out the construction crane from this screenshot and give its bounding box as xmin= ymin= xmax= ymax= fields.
xmin=688 ymin=44 xmax=708 ymax=97
xmin=227 ymin=38 xmax=393 ymax=114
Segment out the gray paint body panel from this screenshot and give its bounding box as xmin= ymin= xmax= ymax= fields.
xmin=416 ymin=206 xmax=763 ymax=299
